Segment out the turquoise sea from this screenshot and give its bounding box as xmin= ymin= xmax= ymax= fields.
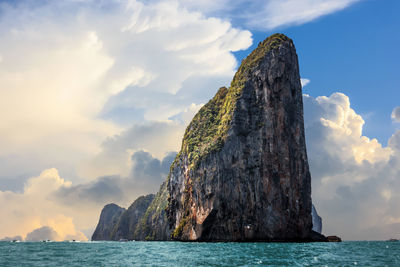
xmin=0 ymin=241 xmax=399 ymax=266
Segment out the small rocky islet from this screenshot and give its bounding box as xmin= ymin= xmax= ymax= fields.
xmin=92 ymin=33 xmax=330 ymax=242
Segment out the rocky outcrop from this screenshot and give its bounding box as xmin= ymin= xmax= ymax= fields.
xmin=91 ymin=195 xmax=157 ymax=241
xmin=109 ymin=194 xmax=155 ymax=240
xmin=327 ymin=235 xmax=342 ymax=242
xmin=166 ymin=33 xmax=321 ymax=241
xmin=133 ymin=182 xmax=171 ymax=240
xmin=312 ymin=204 xmax=322 ymax=234
xmin=92 ymin=203 xmax=126 ymax=241
xmin=92 ymin=33 xmax=326 ymax=242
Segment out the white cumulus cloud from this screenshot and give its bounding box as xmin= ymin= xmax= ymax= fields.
xmin=0 ymin=150 xmax=177 ymax=240
xmin=0 ymin=0 xmax=251 ymax=186
xmin=0 ymin=0 xmax=392 ymax=241
xmin=0 ymin=169 xmax=87 ymax=240
xmin=0 ymin=0 xmax=252 ymax=240
xmin=304 ymin=93 xmax=400 ymax=240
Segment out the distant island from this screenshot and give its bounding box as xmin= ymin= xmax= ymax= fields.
xmin=93 ymin=33 xmax=328 ymax=242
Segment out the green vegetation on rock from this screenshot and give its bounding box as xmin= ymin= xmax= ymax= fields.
xmin=174 ymin=33 xmax=291 ymax=171
xmin=172 ymin=216 xmax=190 ymax=239
xmin=178 ymin=86 xmax=229 ymax=170
xmin=92 ymin=33 xmax=299 ymax=242
xmin=135 ymin=181 xmax=169 ymax=240
xmin=109 ymin=194 xmax=154 ymax=240
xmin=231 ymin=33 xmax=291 ymax=90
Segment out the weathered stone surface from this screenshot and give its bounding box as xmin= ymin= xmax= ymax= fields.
xmin=91 ymin=195 xmax=156 ymax=241
xmin=92 ymin=203 xmax=126 ymax=241
xmin=92 ymin=33 xmax=327 ymax=242
xmin=133 ymin=182 xmax=171 ymax=241
xmin=166 ymin=33 xmax=320 ymax=241
xmin=312 ymin=204 xmax=322 ymax=234
xmin=110 ymin=194 xmax=155 ymax=240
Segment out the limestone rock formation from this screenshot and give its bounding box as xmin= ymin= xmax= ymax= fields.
xmin=92 ymin=203 xmax=126 ymax=241
xmin=110 ymin=194 xmax=155 ymax=240
xmin=92 ymin=33 xmax=326 ymax=242
xmin=92 ymin=195 xmax=157 ymax=241
xmin=133 ymin=183 xmax=171 ymax=240
xmin=166 ymin=33 xmax=321 ymax=241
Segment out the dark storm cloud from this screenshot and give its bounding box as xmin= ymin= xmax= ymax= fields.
xmin=53 ymin=151 xmax=176 ymax=207
xmin=55 ymin=175 xmax=125 ymax=205
xmin=130 ymin=151 xmax=176 ymax=182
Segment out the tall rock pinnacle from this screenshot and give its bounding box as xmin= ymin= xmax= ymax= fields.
xmin=92 ymin=33 xmax=326 ymax=242
xmin=166 ymin=33 xmax=317 ymax=241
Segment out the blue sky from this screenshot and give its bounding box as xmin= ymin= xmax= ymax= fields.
xmin=0 ymin=0 xmax=399 ymax=241
xmin=234 ymin=0 xmax=400 ymax=144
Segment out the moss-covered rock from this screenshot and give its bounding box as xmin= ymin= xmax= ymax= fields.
xmin=175 ymin=33 xmax=292 ymax=171
xmin=167 ymin=33 xmax=319 ymax=241
xmin=109 ymin=194 xmax=155 ymax=240
xmin=134 ymin=181 xmax=170 ymax=240
xmin=91 ymin=203 xmax=126 ymax=241
xmin=92 ymin=33 xmax=323 ymax=242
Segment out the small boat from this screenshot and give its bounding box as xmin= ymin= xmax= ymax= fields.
xmin=119 ymin=239 xmax=128 ymax=242
xmin=388 ymin=239 xmax=399 ymax=242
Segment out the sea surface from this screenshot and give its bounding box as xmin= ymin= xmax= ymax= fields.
xmin=0 ymin=241 xmax=399 ymax=266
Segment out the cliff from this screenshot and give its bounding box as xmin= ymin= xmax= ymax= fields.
xmin=133 ymin=182 xmax=170 ymax=240
xmin=92 ymin=203 xmax=126 ymax=240
xmin=166 ymin=33 xmax=320 ymax=241
xmin=92 ymin=33 xmax=326 ymax=242
xmin=110 ymin=194 xmax=155 ymax=240
xmin=92 ymin=195 xmax=155 ymax=241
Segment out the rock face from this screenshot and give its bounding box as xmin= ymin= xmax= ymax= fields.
xmin=166 ymin=33 xmax=318 ymax=241
xmin=110 ymin=194 xmax=155 ymax=240
xmin=92 ymin=203 xmax=126 ymax=241
xmin=92 ymin=195 xmax=155 ymax=241
xmin=92 ymin=33 xmax=326 ymax=242
xmin=133 ymin=183 xmax=171 ymax=240
xmin=312 ymin=204 xmax=322 ymax=234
